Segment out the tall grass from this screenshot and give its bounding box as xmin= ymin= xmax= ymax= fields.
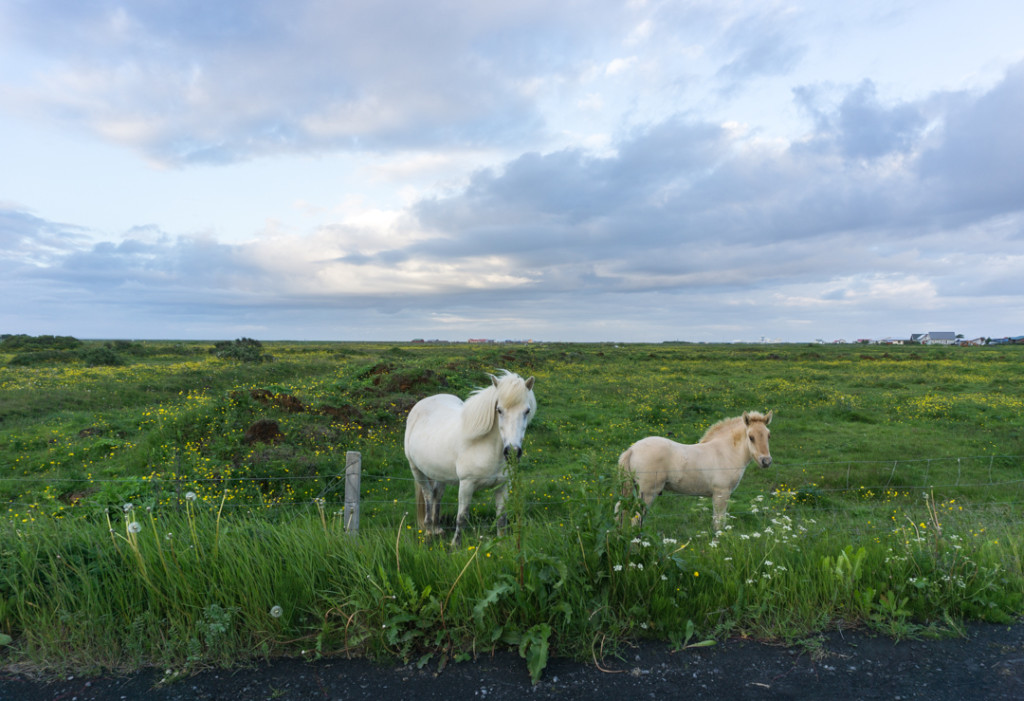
xmin=2 ymin=485 xmax=1021 ymax=682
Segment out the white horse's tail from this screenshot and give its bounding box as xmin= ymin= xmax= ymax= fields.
xmin=415 ymin=481 xmax=426 ymax=527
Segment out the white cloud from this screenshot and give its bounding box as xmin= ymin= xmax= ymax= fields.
xmin=605 ymin=57 xmax=638 ymax=76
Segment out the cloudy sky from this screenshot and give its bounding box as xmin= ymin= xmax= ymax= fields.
xmin=2 ymin=1 xmax=1023 ymax=343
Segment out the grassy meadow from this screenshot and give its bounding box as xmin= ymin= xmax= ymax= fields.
xmin=1 ymin=338 xmax=1023 ymax=681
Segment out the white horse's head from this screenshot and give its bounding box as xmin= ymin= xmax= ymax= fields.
xmin=492 ymin=371 xmax=536 ymax=460
xmin=743 ymin=410 xmax=773 ymax=468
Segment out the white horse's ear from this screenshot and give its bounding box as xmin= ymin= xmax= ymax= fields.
xmin=525 ymin=376 xmax=535 ymax=390
xmin=765 ymin=410 xmax=773 ymax=425
xmin=743 ymin=411 xmax=750 ymax=425
xmin=490 ymin=374 xmax=499 ymax=387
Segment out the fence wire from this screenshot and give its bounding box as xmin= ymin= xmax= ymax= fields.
xmin=3 ymin=455 xmax=1022 ymax=524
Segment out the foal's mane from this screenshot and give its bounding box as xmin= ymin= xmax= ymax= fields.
xmin=700 ymin=411 xmax=769 ymax=443
xmin=461 ymin=371 xmax=536 ymax=439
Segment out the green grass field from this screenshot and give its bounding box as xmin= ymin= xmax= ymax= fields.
xmin=2 ymin=339 xmax=1023 ymax=680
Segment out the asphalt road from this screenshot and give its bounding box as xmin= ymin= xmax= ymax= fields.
xmin=2 ymin=622 xmax=1023 ymax=700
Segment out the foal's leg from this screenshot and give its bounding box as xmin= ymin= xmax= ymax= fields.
xmin=635 ymin=490 xmax=657 ymax=527
xmin=711 ymin=489 xmax=730 ymax=534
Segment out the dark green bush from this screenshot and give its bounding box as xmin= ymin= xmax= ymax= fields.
xmin=7 ymin=350 xmax=77 ymax=366
xmin=79 ymin=346 xmax=126 ymax=367
xmin=0 ymin=334 xmax=82 ymax=351
xmin=212 ymin=338 xmax=271 ymax=363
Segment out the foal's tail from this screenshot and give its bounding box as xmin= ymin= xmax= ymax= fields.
xmin=614 ymin=448 xmax=640 ymax=526
xmin=617 ymin=447 xmax=636 ymax=497
xmin=414 ymin=482 xmax=426 ymax=528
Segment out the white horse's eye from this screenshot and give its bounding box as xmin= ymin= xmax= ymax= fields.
xmin=524 ymin=408 xmax=531 ymax=415
xmin=496 ymin=407 xmax=504 ymax=415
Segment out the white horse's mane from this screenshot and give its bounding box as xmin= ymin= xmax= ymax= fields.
xmin=461 ymin=371 xmax=536 ymax=439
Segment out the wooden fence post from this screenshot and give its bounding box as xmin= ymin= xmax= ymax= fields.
xmin=344 ymin=451 xmax=361 ymax=535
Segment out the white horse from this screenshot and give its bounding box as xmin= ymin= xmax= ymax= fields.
xmin=617 ymin=411 xmax=773 ymax=533
xmin=404 ymin=371 xmax=537 ymax=546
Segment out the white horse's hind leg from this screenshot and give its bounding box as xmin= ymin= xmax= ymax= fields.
xmin=425 ymin=482 xmax=445 ymax=535
xmin=410 ymin=463 xmax=445 ymax=536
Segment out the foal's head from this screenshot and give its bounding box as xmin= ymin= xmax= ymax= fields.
xmin=742 ymin=410 xmax=773 ymax=468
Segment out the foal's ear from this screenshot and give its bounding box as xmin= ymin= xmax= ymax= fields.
xmin=525 ymin=376 xmax=535 ymax=390
xmin=742 ymin=411 xmax=750 ymax=425
xmin=765 ymin=410 xmax=773 ymax=425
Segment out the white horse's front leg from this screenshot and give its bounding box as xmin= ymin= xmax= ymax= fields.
xmin=494 ymin=481 xmax=509 ymax=536
xmin=452 ymin=479 xmax=476 ymax=547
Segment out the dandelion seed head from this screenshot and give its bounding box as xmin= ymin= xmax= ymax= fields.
xmin=270 ymin=605 xmax=283 ymax=619
xmin=185 ymin=492 xmax=197 ymax=501
xmin=123 ymin=503 xmax=134 ymax=513
xmin=127 ymin=521 xmax=142 ymax=534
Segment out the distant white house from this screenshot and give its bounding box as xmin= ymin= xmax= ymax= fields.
xmin=912 ymin=331 xmax=958 ymax=345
